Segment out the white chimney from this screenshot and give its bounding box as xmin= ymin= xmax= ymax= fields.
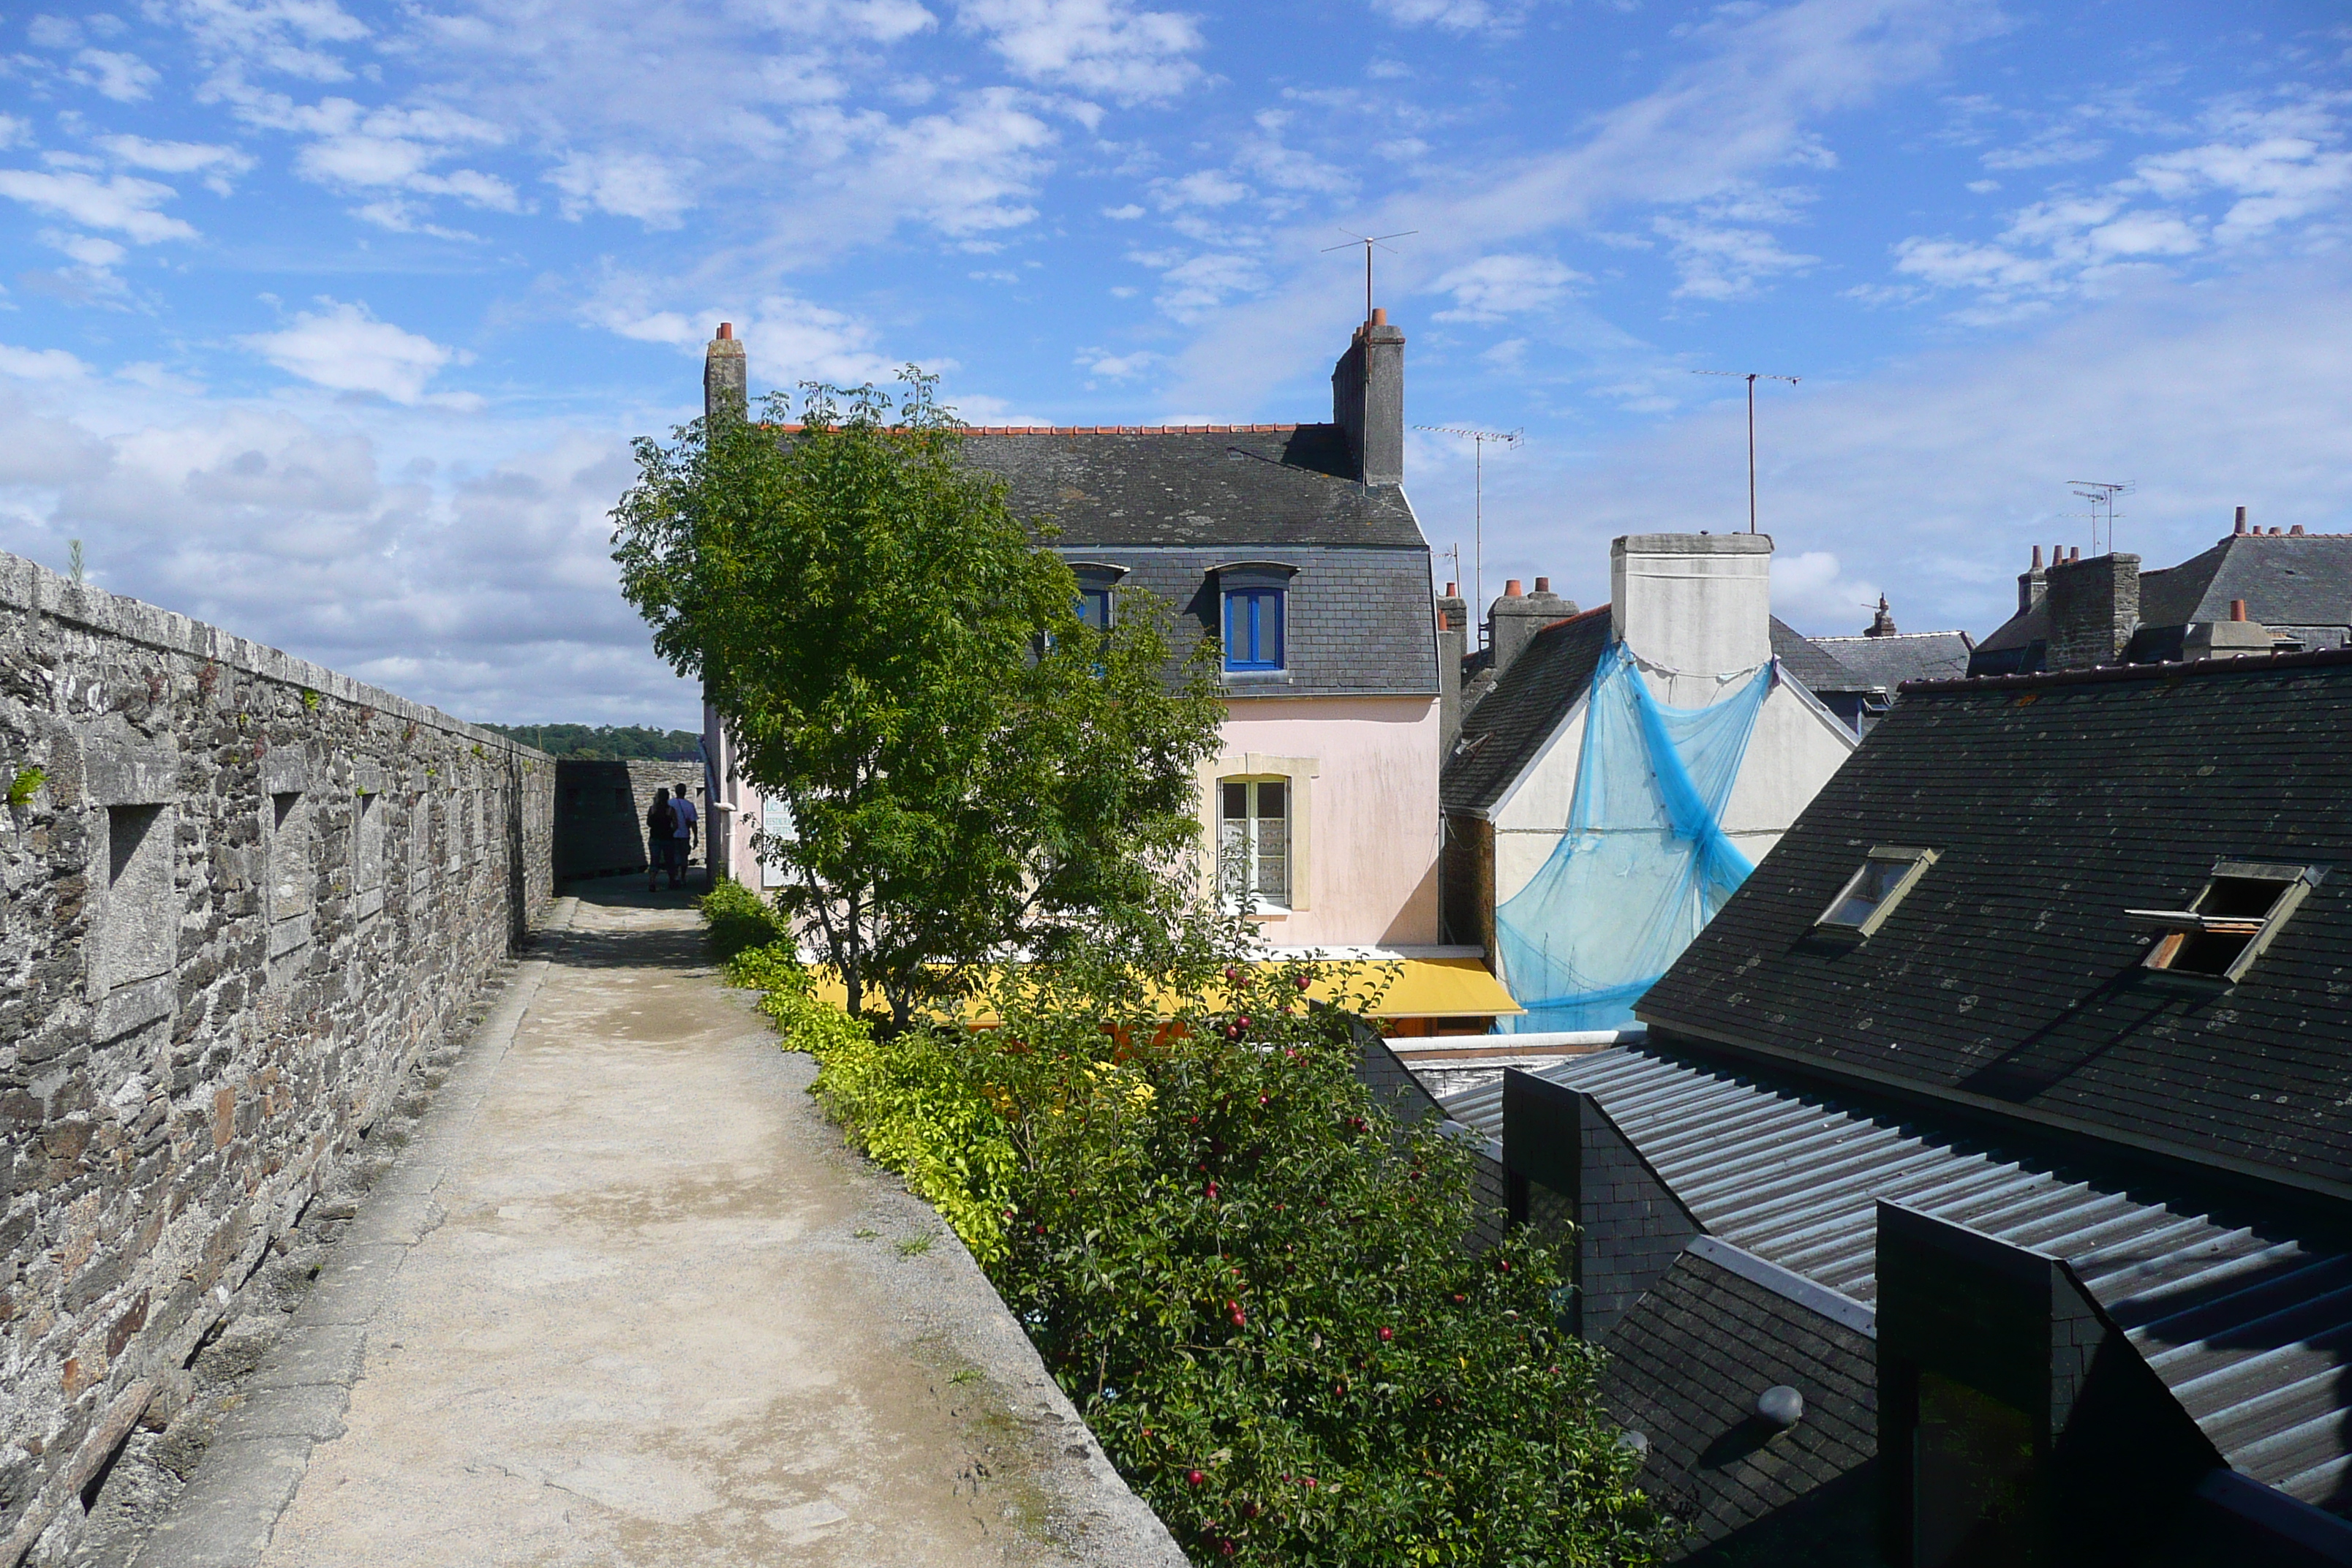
xmin=1609 ymin=533 xmax=1774 ymax=674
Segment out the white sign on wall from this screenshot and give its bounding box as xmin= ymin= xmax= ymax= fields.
xmin=759 ymin=795 xmax=796 ymax=889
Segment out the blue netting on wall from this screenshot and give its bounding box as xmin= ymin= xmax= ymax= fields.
xmin=1496 ymin=642 xmax=1773 ymax=1032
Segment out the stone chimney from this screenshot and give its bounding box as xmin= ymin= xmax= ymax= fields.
xmin=1863 ymin=595 xmax=1898 ymax=637
xmin=2043 ymin=551 xmax=2140 ymax=670
xmin=1488 ymin=576 xmax=1576 ymax=679
xmin=1610 ymin=534 xmax=1774 ymax=674
xmin=2017 ymin=545 xmax=2048 ymax=615
xmin=705 ymin=321 xmax=747 ymax=424
xmin=1330 ymin=308 xmax=1406 ymax=486
xmin=1436 ymin=581 xmax=1469 ymax=750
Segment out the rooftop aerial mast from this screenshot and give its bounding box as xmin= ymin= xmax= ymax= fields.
xmin=1415 ymin=424 xmax=1523 ymax=648
xmin=1692 ymin=370 xmax=1801 ymax=534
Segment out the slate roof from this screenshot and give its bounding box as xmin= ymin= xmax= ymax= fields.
xmin=1060 ymin=545 xmax=1439 ymax=698
xmin=960 ymin=425 xmax=1427 ymax=550
xmin=1766 ymin=617 xmax=1861 ymax=694
xmin=1806 ymin=630 xmax=1975 ymax=690
xmin=1440 ymin=606 xmax=1613 ymax=813
xmin=1441 ymin=1044 xmax=2352 ymax=1515
xmin=1977 ymin=532 xmax=2352 ymax=661
xmin=1637 ymin=647 xmax=2352 ymax=1199
xmin=1599 ymin=1237 xmax=1880 ymax=1564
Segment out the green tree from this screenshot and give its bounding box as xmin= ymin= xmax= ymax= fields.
xmin=614 ymin=370 xmax=1226 ymax=1024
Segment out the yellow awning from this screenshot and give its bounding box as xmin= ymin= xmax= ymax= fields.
xmin=1301 ymin=957 xmax=1523 ymax=1018
xmin=804 ymin=957 xmax=1520 ymax=1023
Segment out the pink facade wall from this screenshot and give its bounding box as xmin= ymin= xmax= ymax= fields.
xmin=1208 ymin=695 xmax=1442 ymax=947
xmin=705 ymin=693 xmax=1443 ymax=949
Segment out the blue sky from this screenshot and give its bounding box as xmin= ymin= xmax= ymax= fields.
xmin=2 ymin=0 xmax=2348 ymax=725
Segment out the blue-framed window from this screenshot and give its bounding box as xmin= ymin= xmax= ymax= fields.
xmin=1224 ymin=587 xmax=1285 ymax=671
xmin=1077 ymin=585 xmax=1114 ymax=630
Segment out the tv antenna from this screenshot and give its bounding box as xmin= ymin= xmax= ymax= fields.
xmin=1692 ymin=370 xmax=1800 ymax=533
xmin=1323 ymin=227 xmax=1417 ymax=326
xmin=1416 ymin=424 xmax=1523 ymax=648
xmin=2068 ymin=479 xmax=2133 ymax=555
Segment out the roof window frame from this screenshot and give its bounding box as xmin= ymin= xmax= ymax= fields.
xmin=1812 ymin=845 xmax=1939 ymax=941
xmin=2130 ymin=859 xmax=2325 ymax=987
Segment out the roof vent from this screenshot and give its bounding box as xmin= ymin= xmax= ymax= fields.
xmin=1756 ymin=1386 xmax=1804 ymax=1429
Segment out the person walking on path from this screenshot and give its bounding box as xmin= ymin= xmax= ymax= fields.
xmin=671 ymin=783 xmax=699 ymax=891
xmin=646 ymin=788 xmax=676 ymax=893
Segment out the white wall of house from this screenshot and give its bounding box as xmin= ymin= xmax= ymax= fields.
xmin=1483 ymin=533 xmax=1855 ymax=908
xmin=1486 ymin=679 xmax=1852 ymax=905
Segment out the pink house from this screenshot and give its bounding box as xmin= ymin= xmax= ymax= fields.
xmin=701 ymin=312 xmax=1515 ymax=1027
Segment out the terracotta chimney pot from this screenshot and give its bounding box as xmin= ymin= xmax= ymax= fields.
xmin=717 ymin=322 xmax=734 ymax=339
xmin=2231 ymin=600 xmax=2247 ymax=622
xmin=1504 ymin=578 xmax=1523 ymax=597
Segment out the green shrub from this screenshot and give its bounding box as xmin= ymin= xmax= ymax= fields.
xmin=698 ymin=877 xmax=787 ymax=960
xmin=723 ymin=935 xmax=1664 ymax=1566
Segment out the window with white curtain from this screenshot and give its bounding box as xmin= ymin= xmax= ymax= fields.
xmin=1218 ymin=777 xmax=1289 ymax=911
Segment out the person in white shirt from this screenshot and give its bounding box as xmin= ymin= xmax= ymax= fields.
xmin=670 ymin=783 xmax=698 ymax=891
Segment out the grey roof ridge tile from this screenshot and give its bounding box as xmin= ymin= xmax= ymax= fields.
xmin=1683 ymin=1235 xmax=1878 ymax=1340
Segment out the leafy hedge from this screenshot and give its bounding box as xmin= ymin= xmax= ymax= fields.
xmin=704 ymin=883 xmax=1664 ymax=1565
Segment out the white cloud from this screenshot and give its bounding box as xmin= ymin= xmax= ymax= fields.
xmin=71 ymin=48 xmax=161 ymax=101
xmin=955 ymin=0 xmax=1205 ymax=103
xmin=0 ymin=343 xmax=90 ymax=380
xmin=1433 ymin=253 xmax=1584 ymax=322
xmin=238 ymin=300 xmax=466 ymax=404
xmin=97 ymin=134 xmax=257 ymax=178
xmin=1102 ymin=202 xmax=1145 ymax=219
xmin=1654 ymin=214 xmax=1817 ymax=300
xmin=1079 ymin=347 xmax=1156 ymax=377
xmin=550 ymin=151 xmax=696 ymax=227
xmin=1371 ymin=0 xmax=1528 ymax=34
xmin=1468 ymin=264 xmax=2352 ymax=644
xmin=0 ymin=117 xmax=30 ymax=151
xmin=225 ymin=90 xmax=521 ymax=218
xmin=27 ymin=15 xmax=83 ymax=49
xmin=1162 ymin=0 xmax=1998 ymax=410
xmin=1153 ymin=252 xmax=1264 ymax=320
xmin=42 ymin=230 xmax=127 ymax=268
xmin=0 ymin=169 xmax=197 ymax=242
xmin=1154 ymin=169 xmax=1248 ymax=208
xmin=1770 ymin=550 xmax=1882 ymax=631
xmin=172 ymin=0 xmax=369 ymax=81
xmin=1891 ymin=94 xmax=2352 ymax=314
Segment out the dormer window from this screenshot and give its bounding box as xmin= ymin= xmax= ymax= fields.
xmin=1216 ymin=562 xmax=1295 ymax=674
xmin=1814 ymin=847 xmax=1937 ymax=938
xmin=2130 ymin=861 xmax=2323 ymax=984
xmin=1071 ymin=562 xmax=1125 ymax=633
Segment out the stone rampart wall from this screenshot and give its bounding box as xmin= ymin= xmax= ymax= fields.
xmin=553 ymin=758 xmax=706 ymax=882
xmin=0 ymin=551 xmax=552 ymax=1548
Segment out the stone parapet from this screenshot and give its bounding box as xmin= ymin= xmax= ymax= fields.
xmin=0 ymin=550 xmax=552 ymax=1557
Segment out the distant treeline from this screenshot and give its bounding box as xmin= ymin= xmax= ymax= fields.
xmin=478 ymin=723 xmax=704 ymax=761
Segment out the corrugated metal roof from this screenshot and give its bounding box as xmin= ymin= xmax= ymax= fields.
xmin=1438 ymin=1047 xmax=2352 ymax=1513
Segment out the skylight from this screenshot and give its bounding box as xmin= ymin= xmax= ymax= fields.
xmin=1814 ymin=847 xmax=1938 ymax=938
xmin=2130 ymin=861 xmax=2324 ymax=984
